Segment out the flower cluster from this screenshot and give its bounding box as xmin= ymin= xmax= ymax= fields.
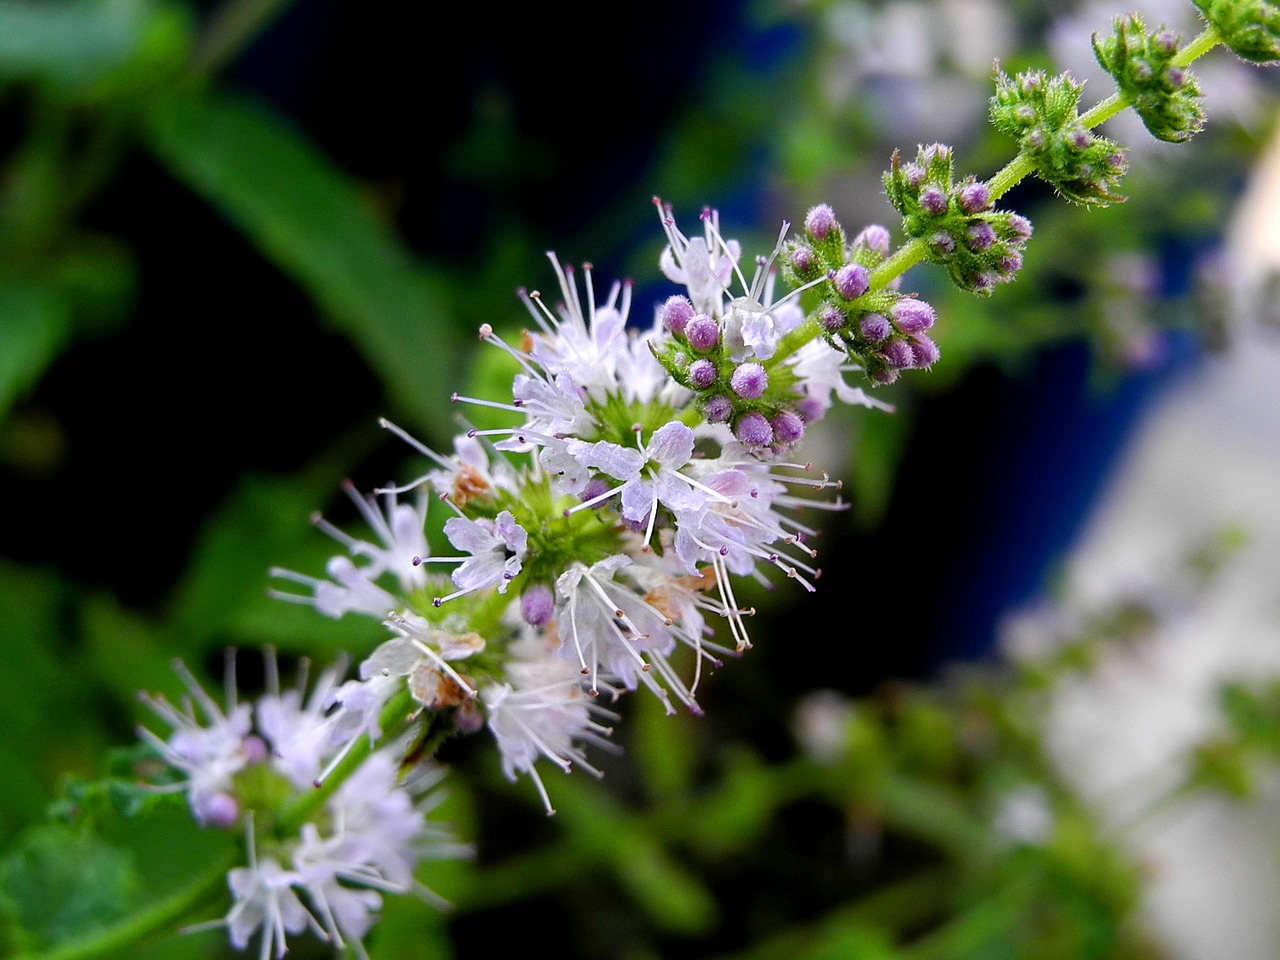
xmin=881 ymin=143 xmax=1033 ymax=299
xmin=1092 ymin=13 xmax=1206 ymax=143
xmin=137 ymin=197 xmax=969 ymax=958
xmin=991 ymin=66 xmax=1129 ymax=205
xmin=263 ymin=200 xmax=946 ymax=819
xmin=138 ymin=651 xmax=469 ymax=960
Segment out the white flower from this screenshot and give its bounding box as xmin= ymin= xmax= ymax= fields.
xmin=225 ymin=854 xmax=315 ymax=960
xmin=555 ymin=555 xmax=716 ymax=713
xmin=481 ymin=632 xmax=617 ymax=814
xmin=436 ymin=510 xmax=528 ymax=601
xmin=254 ymin=655 xmax=351 ymax=790
xmin=657 ymin=202 xmax=742 ymax=316
xmin=788 ymin=339 xmax=896 ymax=416
xmin=137 ymin=657 xmax=255 ymax=828
xmin=291 ymin=752 xmax=462 ymax=954
xmin=268 ymin=481 xmax=433 ymax=621
xmin=655 ymin=199 xmax=813 ymax=362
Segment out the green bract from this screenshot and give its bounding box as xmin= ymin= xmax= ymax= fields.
xmin=1193 ymin=0 xmax=1280 ymax=64
xmin=1093 ymin=15 xmax=1206 ymax=143
xmin=990 ymin=67 xmax=1129 ymax=206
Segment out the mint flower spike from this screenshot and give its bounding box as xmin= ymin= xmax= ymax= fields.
xmin=990 ymin=65 xmax=1128 ymax=206
xmin=1092 ymin=14 xmax=1206 ymax=143
xmin=1193 ymin=0 xmax=1280 ymax=63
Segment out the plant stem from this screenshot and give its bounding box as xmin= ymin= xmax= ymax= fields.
xmin=190 ymin=0 xmax=301 ymax=79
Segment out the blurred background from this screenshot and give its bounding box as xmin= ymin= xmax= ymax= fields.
xmin=4 ymin=0 xmax=1280 ymax=958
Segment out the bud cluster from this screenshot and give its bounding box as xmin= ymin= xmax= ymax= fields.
xmin=882 ymin=143 xmax=1033 ymax=297
xmin=1092 ymin=14 xmax=1206 ymax=143
xmin=1192 ymin=0 xmax=1280 ymax=64
xmin=778 ymin=203 xmax=944 ymax=385
xmin=990 ymin=67 xmax=1129 ymax=206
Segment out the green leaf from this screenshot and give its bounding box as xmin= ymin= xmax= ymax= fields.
xmin=0 ymin=823 xmax=143 ymax=952
xmin=143 ymin=89 xmax=464 ymax=435
xmin=0 ymin=562 xmax=80 ymax=837
xmin=0 ymin=282 xmax=70 ymax=424
xmin=556 ymin=780 xmax=717 ymax=935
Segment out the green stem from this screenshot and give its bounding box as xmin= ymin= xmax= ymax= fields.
xmin=11 ymin=849 xmax=237 ymax=960
xmin=189 ymin=0 xmax=301 ymax=78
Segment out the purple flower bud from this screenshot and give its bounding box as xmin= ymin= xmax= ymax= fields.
xmin=242 ymin=736 xmax=269 ymax=764
xmin=921 ymin=142 xmax=951 ymax=164
xmin=969 ymin=272 xmax=996 ymax=295
xmin=1154 ymin=30 xmax=1177 ymax=56
xmin=805 ymin=204 xmax=838 ymax=241
xmin=686 ymin=313 xmax=720 ymax=351
xmin=796 ymin=396 xmax=825 ymax=423
xmin=1008 ymin=214 xmax=1032 ymax=239
xmin=919 ymin=185 xmax=949 ymax=216
xmin=703 ymin=394 xmax=733 ymax=422
xmin=957 ymin=181 xmax=991 ymax=214
xmin=966 ymin=221 xmax=996 ymax=251
xmin=882 ymin=338 xmax=915 ymax=369
xmin=1027 ymin=127 xmax=1047 ymax=151
xmin=791 ymin=245 xmax=816 ymax=274
xmin=859 ymin=312 xmax=891 ymax=343
xmin=735 ymin=411 xmax=774 ymax=446
xmin=689 ymin=358 xmax=718 ymax=388
xmin=910 ymin=334 xmax=940 ymax=368
xmin=1067 ymin=127 xmax=1092 ymax=151
xmin=661 ymin=295 xmax=695 ymax=335
xmin=520 ymin=583 xmax=555 ymax=626
xmin=1133 ymin=61 xmax=1154 ymax=82
xmin=903 ymin=163 xmax=925 ymax=188
xmin=931 ymin=232 xmax=956 ymax=255
xmin=771 ymin=409 xmax=805 ymax=445
xmin=831 ymin=262 xmax=870 ymax=300
xmin=871 ymin=365 xmax=900 ymax=385
xmin=998 ymin=251 xmax=1024 ymax=276
xmin=1016 ymin=105 xmax=1037 ymax=125
xmin=730 ymin=362 xmax=768 ymax=399
xmin=890 ymin=298 xmax=935 ymax=334
xmin=203 ymin=793 xmax=241 ymax=830
xmin=854 ymin=224 xmax=892 ymax=256
xmin=581 ymin=476 xmax=610 ymax=502
xmin=1165 ymin=65 xmax=1186 ymax=88
xmin=819 ymin=304 xmax=846 ymax=332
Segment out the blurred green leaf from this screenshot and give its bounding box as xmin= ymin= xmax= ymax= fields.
xmin=556 ymin=780 xmax=716 ymax=936
xmin=143 ymin=89 xmax=464 ymax=434
xmin=0 ymin=823 xmax=143 ymax=953
xmin=0 ymin=0 xmax=155 ymax=93
xmin=169 ymin=469 xmax=387 ymax=656
xmin=0 ymin=282 xmax=70 ymax=424
xmin=0 ymin=562 xmax=82 ymax=838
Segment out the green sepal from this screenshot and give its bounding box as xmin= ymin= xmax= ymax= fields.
xmin=1093 ymin=15 xmax=1206 ymax=143
xmin=990 ymin=67 xmax=1129 ymax=206
xmin=1192 ymin=0 xmax=1280 ymax=64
